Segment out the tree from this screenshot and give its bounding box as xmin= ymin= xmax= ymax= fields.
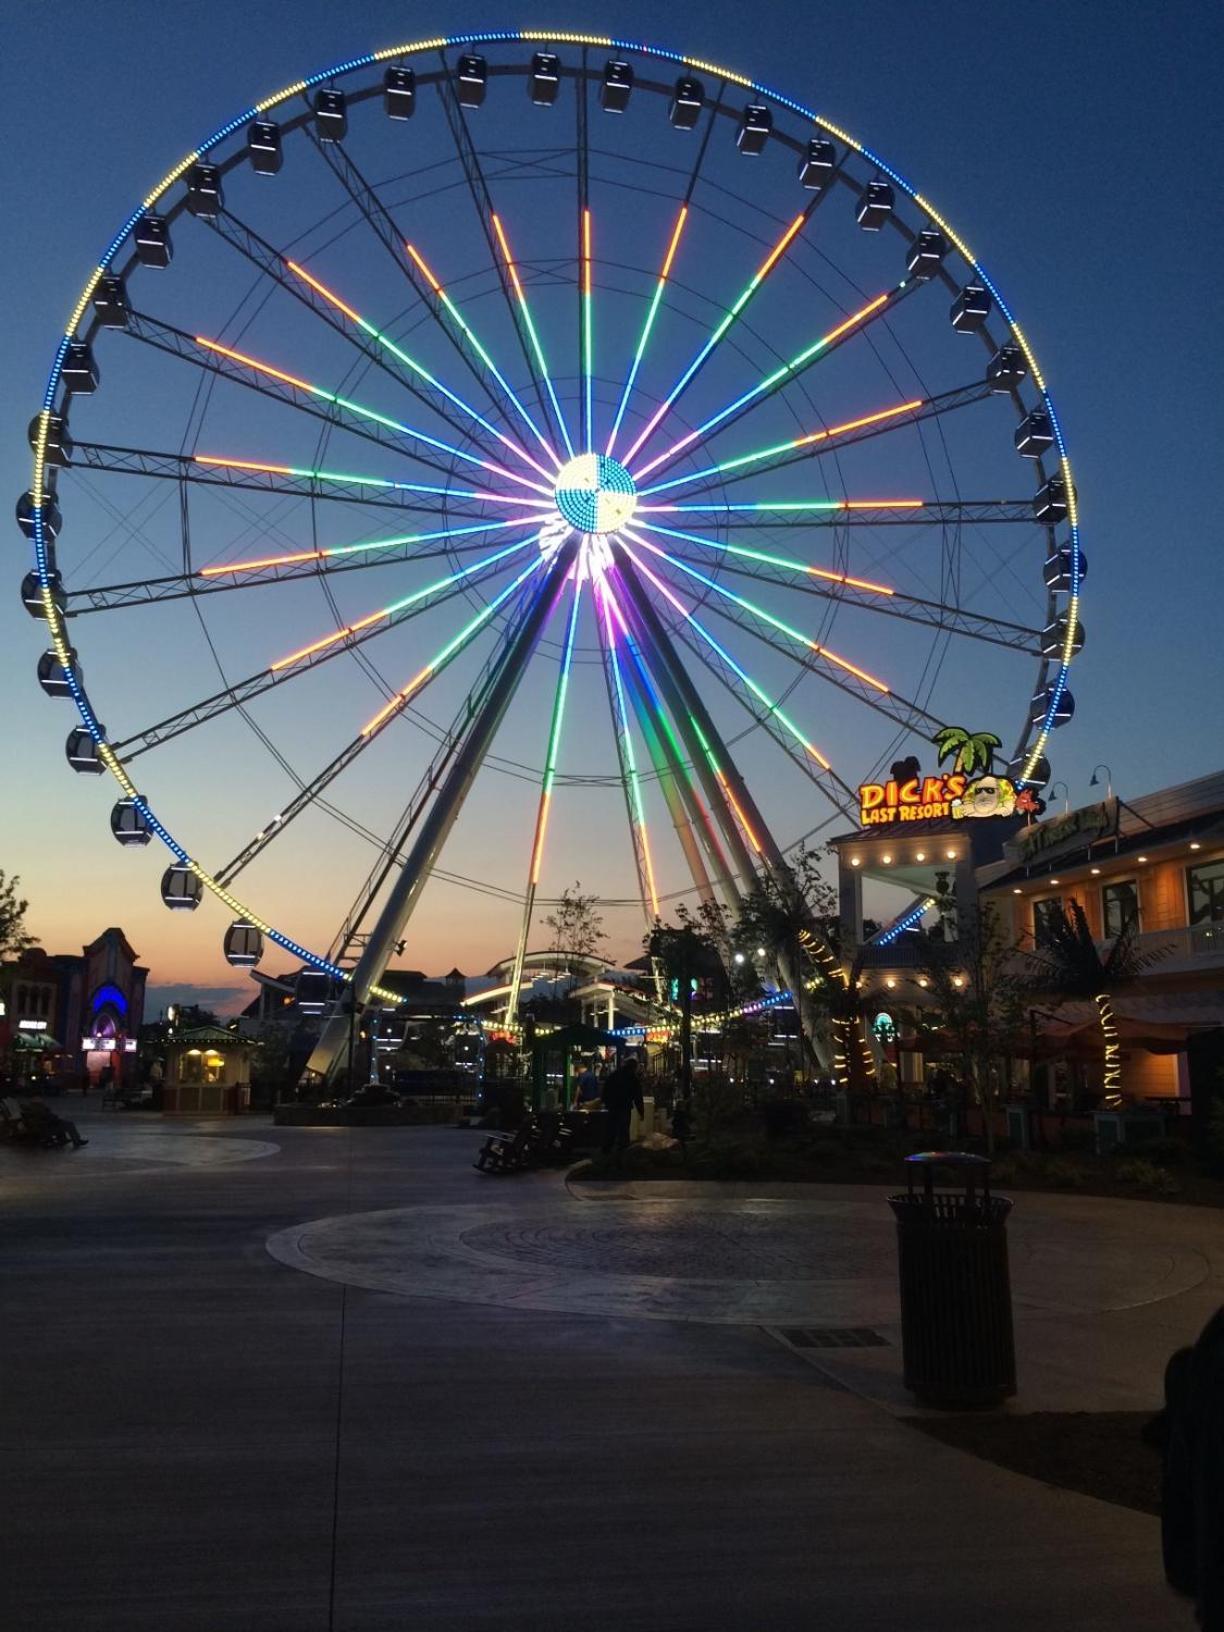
xmin=0 ymin=872 xmax=37 ymax=961
xmin=915 ymin=877 xmax=1029 ymax=1152
xmin=648 ymin=906 xmax=730 ymax=1101
xmin=934 ymin=726 xmax=1002 ymax=777
xmin=542 ymin=883 xmax=606 ymax=993
xmin=1026 ymin=901 xmax=1168 ymax=1107
xmin=731 ymin=845 xmax=839 ymax=1073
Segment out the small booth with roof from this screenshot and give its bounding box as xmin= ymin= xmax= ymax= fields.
xmin=162 ymin=1025 xmax=254 ymax=1115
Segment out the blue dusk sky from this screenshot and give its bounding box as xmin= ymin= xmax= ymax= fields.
xmin=2 ymin=0 xmax=1221 ymax=1011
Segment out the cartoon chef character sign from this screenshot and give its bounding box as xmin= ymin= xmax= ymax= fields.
xmin=951 ymin=773 xmax=1017 ymax=820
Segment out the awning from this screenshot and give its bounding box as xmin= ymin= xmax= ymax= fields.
xmin=12 ymin=1031 xmax=63 ymax=1051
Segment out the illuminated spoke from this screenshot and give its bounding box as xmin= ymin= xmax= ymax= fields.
xmin=593 ymin=575 xmax=660 ymax=920
xmin=67 ymin=529 xmax=548 ymax=615
xmin=64 ymin=440 xmax=555 ymax=520
xmin=405 ymin=240 xmax=558 ymax=466
xmin=284 ymin=258 xmax=557 ymax=482
xmin=638 ymin=385 xmax=988 ymax=498
xmin=506 ymin=571 xmax=585 ymax=1021
xmin=216 ymin=561 xmax=549 ymax=890
xmin=193 ymin=452 xmax=552 ymax=503
xmin=640 ymin=499 xmax=1036 ymax=529
xmin=621 ymin=208 xmax=811 ymax=470
xmin=605 ymin=572 xmax=762 ymax=863
xmin=360 ymin=552 xmax=549 ymax=737
xmin=110 ymin=543 xmax=539 ymax=760
xmin=613 ymin=545 xmax=842 ymax=782
xmin=268 ymin=538 xmax=542 ymax=672
xmin=599 ymin=574 xmax=732 ymax=901
xmin=188 ymin=329 xmax=554 ymax=497
xmin=201 ymin=514 xmax=546 ymax=582
xmin=299 ymin=127 xmax=555 ymax=462
xmin=606 ymin=207 xmax=688 ymax=459
xmin=205 ymin=203 xmax=525 ymax=477
xmin=492 ymin=213 xmax=576 ymax=458
xmin=622 ymin=536 xmax=943 ymax=739
xmin=636 ymin=519 xmax=894 ymax=595
xmin=581 ymin=207 xmax=594 ymax=451
xmin=663 ymin=614 xmax=860 ymax=822
xmin=619 ymin=531 xmax=891 ymax=694
xmin=644 ymin=524 xmax=1043 ymax=655
xmin=633 ymin=285 xmax=906 ymax=483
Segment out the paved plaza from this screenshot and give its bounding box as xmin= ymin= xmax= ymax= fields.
xmin=2 ymin=1110 xmax=1214 ymax=1630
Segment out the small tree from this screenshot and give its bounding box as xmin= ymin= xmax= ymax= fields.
xmin=0 ymin=872 xmax=38 ymax=961
xmin=915 ymin=879 xmax=1029 ymax=1153
xmin=1026 ymin=901 xmax=1168 ymax=1108
xmin=648 ymin=906 xmax=730 ymax=1101
xmin=732 ymin=846 xmax=839 ymax=1072
xmin=543 ymin=883 xmax=607 ymax=993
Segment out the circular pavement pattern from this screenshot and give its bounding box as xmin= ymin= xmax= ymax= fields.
xmin=0 ymin=1123 xmax=279 ymax=1179
xmin=265 ymin=1188 xmax=1213 ymax=1327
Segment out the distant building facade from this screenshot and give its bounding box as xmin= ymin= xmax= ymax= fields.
xmin=0 ymin=927 xmax=147 ymax=1088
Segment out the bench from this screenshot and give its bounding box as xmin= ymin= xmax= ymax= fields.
xmin=474 ymin=1112 xmax=573 ymax=1175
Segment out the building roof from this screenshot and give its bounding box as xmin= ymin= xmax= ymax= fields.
xmin=170 ymin=1024 xmax=248 ymax=1048
xmin=979 ymin=770 xmax=1224 ymax=891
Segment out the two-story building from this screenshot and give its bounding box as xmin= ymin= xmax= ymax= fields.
xmin=1 ymin=927 xmax=148 ymax=1090
xmin=979 ymin=771 xmax=1224 ymax=1115
xmin=828 ymin=768 xmax=1224 ymax=1119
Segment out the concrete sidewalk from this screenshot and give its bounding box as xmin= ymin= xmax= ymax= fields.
xmin=0 ymin=1112 xmax=1195 ymax=1630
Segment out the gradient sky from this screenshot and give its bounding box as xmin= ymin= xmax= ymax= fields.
xmin=4 ymin=0 xmax=1222 ymax=1013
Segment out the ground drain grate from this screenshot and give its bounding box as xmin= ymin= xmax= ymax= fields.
xmin=778 ymin=1327 xmax=889 ymax=1350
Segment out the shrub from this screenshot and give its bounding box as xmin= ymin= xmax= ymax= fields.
xmin=1115 ymin=1158 xmax=1182 ymax=1196
xmin=1058 ymin=1124 xmax=1095 ymax=1153
xmin=688 ymin=1135 xmax=769 ymax=1180
xmin=1138 ymin=1136 xmax=1190 ymax=1169
xmin=1044 ymin=1158 xmax=1086 ymax=1188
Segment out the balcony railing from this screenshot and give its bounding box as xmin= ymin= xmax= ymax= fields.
xmin=1123 ymin=924 xmax=1224 ymax=968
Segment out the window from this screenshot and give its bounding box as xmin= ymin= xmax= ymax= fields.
xmin=1033 ymin=897 xmax=1063 ymax=949
xmin=1188 ymin=859 xmax=1224 ymax=926
xmin=1102 ymin=880 xmax=1140 ymax=937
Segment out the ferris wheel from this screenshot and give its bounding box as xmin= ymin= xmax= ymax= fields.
xmin=22 ymin=30 xmax=1083 ymax=1078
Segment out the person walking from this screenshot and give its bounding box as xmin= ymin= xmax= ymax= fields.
xmin=601 ymin=1056 xmax=644 ymax=1157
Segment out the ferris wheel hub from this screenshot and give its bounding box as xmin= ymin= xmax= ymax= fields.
xmin=553 ymin=452 xmax=637 ymax=535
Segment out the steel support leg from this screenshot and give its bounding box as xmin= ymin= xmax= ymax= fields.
xmin=615 ymin=555 xmax=831 ymax=1067
xmin=306 ymin=540 xmax=578 ymax=1081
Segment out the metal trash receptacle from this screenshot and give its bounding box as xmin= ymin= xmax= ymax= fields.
xmin=889 ymin=1151 xmax=1016 ymax=1408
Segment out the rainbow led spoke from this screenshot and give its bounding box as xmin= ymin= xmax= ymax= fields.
xmin=283 ymin=258 xmax=556 ymax=482
xmin=639 ymin=499 xmax=925 ymax=515
xmin=632 ymin=291 xmax=894 ymax=482
xmin=635 ymin=519 xmax=894 ymax=596
xmin=620 ymin=530 xmax=890 ymax=693
xmin=622 ymin=212 xmax=807 ymax=470
xmin=270 ymin=537 xmax=538 ymax=672
xmin=192 ymin=339 xmax=554 ymax=498
xmin=616 ymin=542 xmax=833 ymax=771
xmin=603 ymin=573 xmax=760 ymax=855
xmin=202 ymin=513 xmax=546 ymax=579
xmin=360 ymin=552 xmax=546 ymax=736
xmin=595 ymin=576 xmax=659 ymax=917
xmin=605 ymin=206 xmax=688 ymax=459
xmin=491 ymin=213 xmax=575 ymax=459
xmin=638 ymin=399 xmax=926 ymax=497
xmin=581 ymin=209 xmax=594 ymax=452
xmin=404 ymin=241 xmax=559 ymax=468
xmin=528 ymin=573 xmax=584 ymax=886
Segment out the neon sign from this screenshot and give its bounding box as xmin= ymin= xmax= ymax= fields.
xmin=858 ymin=728 xmax=1042 ymax=827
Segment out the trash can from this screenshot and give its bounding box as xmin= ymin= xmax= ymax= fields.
xmin=889 ymin=1151 xmax=1016 ymax=1408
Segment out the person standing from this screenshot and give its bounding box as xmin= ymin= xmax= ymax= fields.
xmin=601 ymin=1056 xmax=644 ymax=1157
